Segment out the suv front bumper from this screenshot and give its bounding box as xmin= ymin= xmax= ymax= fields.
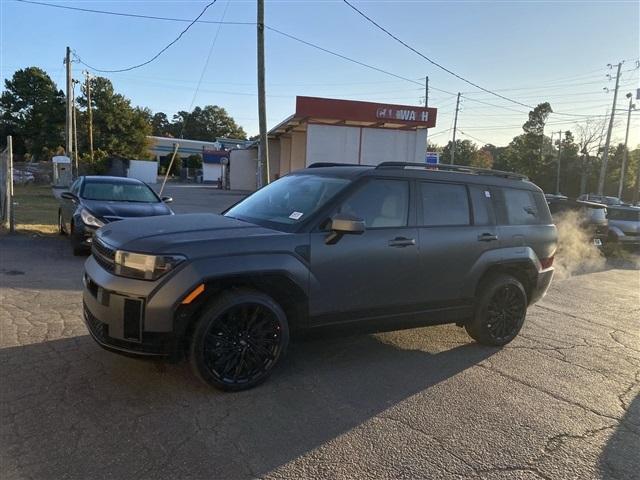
xmin=82 ymin=255 xmax=201 ymax=360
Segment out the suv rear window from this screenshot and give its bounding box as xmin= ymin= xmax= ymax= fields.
xmin=419 ymin=182 xmax=470 ymax=226
xmin=494 ymin=188 xmax=551 ymax=225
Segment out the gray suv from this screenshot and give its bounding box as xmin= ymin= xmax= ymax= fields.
xmin=83 ymin=162 xmax=557 ymax=391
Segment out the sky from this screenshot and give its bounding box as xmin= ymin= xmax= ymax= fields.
xmin=1 ymin=0 xmax=639 ymax=149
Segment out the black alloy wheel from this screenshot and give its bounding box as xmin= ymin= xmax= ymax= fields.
xmin=485 ymin=284 xmax=526 ymax=343
xmin=466 ymin=274 xmax=527 ymax=346
xmin=190 ymin=289 xmax=289 ymax=391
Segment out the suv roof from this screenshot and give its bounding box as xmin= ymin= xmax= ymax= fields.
xmin=298 ymin=162 xmax=541 ymax=191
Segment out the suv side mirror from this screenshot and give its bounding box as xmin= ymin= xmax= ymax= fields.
xmin=325 ymin=214 xmax=365 ymax=244
xmin=61 ymin=191 xmax=78 ymax=202
xmin=161 ymin=196 xmax=173 ymax=203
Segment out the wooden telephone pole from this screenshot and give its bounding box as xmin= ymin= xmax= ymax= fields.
xmin=450 ymin=93 xmax=461 ymax=164
xmin=257 ymin=0 xmax=270 ymax=185
xmin=84 ymin=71 xmax=94 ymax=163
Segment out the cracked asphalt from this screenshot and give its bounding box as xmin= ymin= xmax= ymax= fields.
xmin=1 ymin=233 xmax=638 ymax=479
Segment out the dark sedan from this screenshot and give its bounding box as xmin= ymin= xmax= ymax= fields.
xmin=59 ymin=176 xmax=173 ymax=255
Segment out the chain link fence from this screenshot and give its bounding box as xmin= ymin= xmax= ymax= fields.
xmin=1 ymin=136 xmax=14 ymax=231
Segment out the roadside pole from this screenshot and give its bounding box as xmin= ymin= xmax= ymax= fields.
xmin=617 ymin=93 xmax=635 ymax=200
xmin=7 ymin=136 xmax=14 ymax=232
xmin=555 ymin=132 xmax=562 ymax=195
xmin=424 ymin=76 xmax=429 ymax=155
xmin=160 ymin=143 xmax=179 ymax=197
xmin=65 ymin=47 xmax=73 ymax=159
xmin=257 ymin=0 xmax=270 ymax=185
xmin=72 ymin=79 xmax=79 ymax=176
xmin=85 ymin=71 xmax=94 ymax=163
xmin=598 ymin=62 xmax=622 ymax=195
xmin=451 ymin=92 xmax=461 ymax=164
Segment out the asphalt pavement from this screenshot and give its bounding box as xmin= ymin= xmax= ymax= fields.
xmin=0 ymin=188 xmax=638 ymax=479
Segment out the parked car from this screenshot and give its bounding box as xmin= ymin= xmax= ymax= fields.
xmin=605 ymin=205 xmax=640 ymax=249
xmin=59 ymin=176 xmax=174 ymax=255
xmin=545 ymin=195 xmax=608 ymax=246
xmin=82 ymin=162 xmax=557 ymax=391
xmin=578 ymin=193 xmax=622 ymax=206
xmin=13 ymin=169 xmax=35 ymax=185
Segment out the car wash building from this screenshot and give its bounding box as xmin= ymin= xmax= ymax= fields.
xmin=263 ymin=96 xmax=437 ymax=181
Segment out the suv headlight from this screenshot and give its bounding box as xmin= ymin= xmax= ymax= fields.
xmin=80 ymin=208 xmax=104 ymax=228
xmin=114 ymin=251 xmax=186 ymax=280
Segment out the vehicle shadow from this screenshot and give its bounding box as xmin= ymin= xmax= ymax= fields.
xmin=0 ymin=330 xmax=496 ymax=479
xmin=599 ymin=393 xmax=640 ymax=479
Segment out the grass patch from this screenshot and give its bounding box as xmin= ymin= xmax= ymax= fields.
xmin=10 ymin=184 xmax=60 ymax=235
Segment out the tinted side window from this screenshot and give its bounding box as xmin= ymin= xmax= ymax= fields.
xmin=503 ymin=188 xmax=539 ymax=225
xmin=419 ymin=182 xmax=470 ymax=226
xmin=338 ymin=179 xmax=409 ymax=228
xmin=469 ymin=185 xmax=495 ymax=226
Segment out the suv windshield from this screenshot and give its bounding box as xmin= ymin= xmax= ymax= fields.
xmin=81 ymin=181 xmax=160 ymax=203
xmin=225 ymin=174 xmax=349 ymax=230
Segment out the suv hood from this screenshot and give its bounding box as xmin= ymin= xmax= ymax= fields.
xmin=83 ymin=199 xmax=172 ymax=221
xmin=95 ymin=213 xmax=284 ymax=253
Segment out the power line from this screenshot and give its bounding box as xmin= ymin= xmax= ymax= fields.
xmin=186 ymin=0 xmax=230 ymax=113
xmin=14 ymin=0 xmax=252 ymax=25
xmin=73 ymin=1 xmax=218 ymax=73
xmin=265 ymin=26 xmax=424 ymax=87
xmin=341 ymin=0 xmax=534 ymax=110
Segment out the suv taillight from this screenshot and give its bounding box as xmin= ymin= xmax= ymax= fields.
xmin=540 ymin=256 xmax=554 ymax=269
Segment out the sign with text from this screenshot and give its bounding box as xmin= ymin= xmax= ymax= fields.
xmin=296 ymin=96 xmax=437 ymax=128
xmin=425 ymin=152 xmax=440 ymax=165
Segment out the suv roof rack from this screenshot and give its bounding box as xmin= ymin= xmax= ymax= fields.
xmin=374 ymin=161 xmax=528 ymax=181
xmin=308 ymin=162 xmax=369 ymax=168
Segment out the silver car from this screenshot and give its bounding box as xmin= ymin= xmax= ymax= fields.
xmin=606 ymin=206 xmax=640 ymax=248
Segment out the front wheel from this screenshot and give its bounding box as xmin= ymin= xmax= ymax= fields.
xmin=466 ymin=274 xmax=527 ymax=346
xmin=189 ymin=288 xmax=289 ymax=391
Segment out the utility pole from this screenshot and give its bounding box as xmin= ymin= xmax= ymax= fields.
xmin=618 ymin=93 xmax=635 ymax=200
xmin=65 ymin=46 xmax=73 ymax=159
xmin=450 ymin=92 xmax=461 ymax=164
xmin=555 ymin=130 xmax=563 ymax=195
xmin=424 ymin=76 xmax=429 ymax=154
xmin=84 ymin=71 xmax=94 ymax=163
xmin=257 ymin=0 xmax=270 ymax=185
xmin=598 ymin=62 xmax=622 ymax=195
xmin=72 ymin=79 xmax=79 ymax=176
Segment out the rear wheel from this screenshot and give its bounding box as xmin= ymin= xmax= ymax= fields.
xmin=466 ymin=274 xmax=527 ymax=346
xmin=189 ymin=288 xmax=289 ymax=391
xmin=58 ymin=209 xmax=66 ymax=235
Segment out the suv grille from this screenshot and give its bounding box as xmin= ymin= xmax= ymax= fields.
xmin=92 ymin=238 xmax=116 ymax=272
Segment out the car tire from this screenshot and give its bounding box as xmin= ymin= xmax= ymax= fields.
xmin=466 ymin=274 xmax=527 ymax=346
xmin=189 ymin=288 xmax=289 ymax=391
xmin=70 ymin=222 xmax=86 ymax=256
xmin=58 ymin=210 xmax=66 ymax=235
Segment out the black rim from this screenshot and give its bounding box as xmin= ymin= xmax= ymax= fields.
xmin=486 ymin=285 xmax=525 ymax=341
xmin=203 ymin=303 xmax=282 ymax=385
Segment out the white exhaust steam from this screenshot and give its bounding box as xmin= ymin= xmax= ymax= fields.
xmin=553 ymin=210 xmax=606 ymax=280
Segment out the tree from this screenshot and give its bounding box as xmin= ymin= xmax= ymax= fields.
xmin=471 ymin=149 xmax=494 ymax=169
xmin=523 ymin=102 xmax=552 ymax=135
xmin=76 ymin=76 xmax=152 ymax=159
xmin=0 ymin=67 xmax=65 ymax=160
xmin=186 ymin=154 xmax=203 ymax=169
xmin=440 ymin=139 xmax=477 ymax=165
xmin=172 ymin=105 xmax=247 ymax=141
xmin=151 ymin=112 xmax=173 ymax=137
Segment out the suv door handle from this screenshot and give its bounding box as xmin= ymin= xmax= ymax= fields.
xmin=388 ymin=237 xmax=416 ymax=247
xmin=477 ymin=233 xmax=498 ymax=242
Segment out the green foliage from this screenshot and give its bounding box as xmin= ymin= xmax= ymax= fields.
xmin=76 ymin=76 xmax=152 ymax=159
xmin=186 ymin=154 xmax=203 ymax=169
xmin=0 ymin=67 xmax=65 ymax=160
xmin=440 ymin=139 xmax=477 ymax=165
xmin=172 ymin=105 xmax=247 ymax=141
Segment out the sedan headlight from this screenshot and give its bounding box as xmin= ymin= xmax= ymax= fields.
xmin=114 ymin=251 xmax=186 ymax=280
xmin=80 ymin=208 xmax=104 ymax=228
